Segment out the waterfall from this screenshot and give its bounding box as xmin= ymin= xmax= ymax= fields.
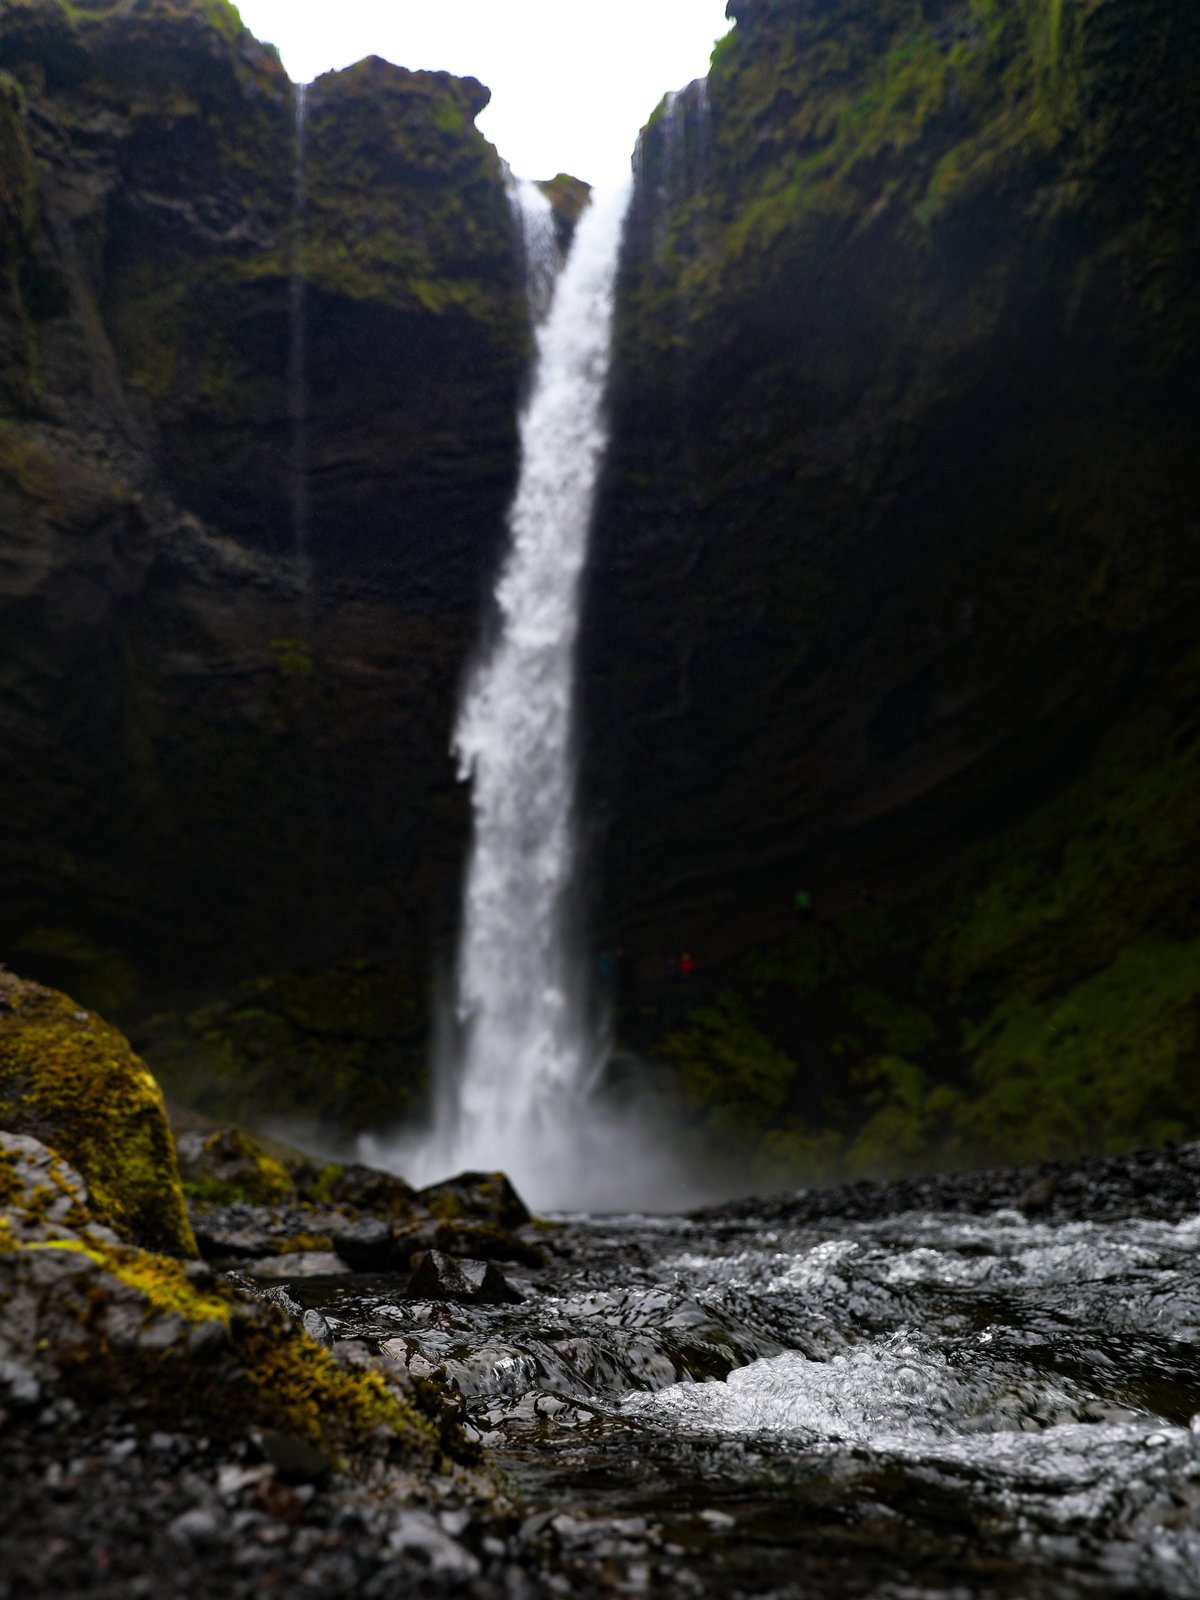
xmin=288 ymin=82 xmax=310 ymax=577
xmin=506 ymin=173 xmax=562 ymax=324
xmin=410 ymin=180 xmax=632 ymax=1206
xmin=633 ymin=78 xmax=713 ymax=265
xmin=658 ymin=79 xmax=712 ymax=205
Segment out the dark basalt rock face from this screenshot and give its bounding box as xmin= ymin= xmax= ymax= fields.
xmin=0 ymin=0 xmax=530 ymax=1123
xmin=581 ymin=0 xmax=1200 ymax=1177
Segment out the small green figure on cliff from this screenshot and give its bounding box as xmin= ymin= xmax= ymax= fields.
xmin=793 ymin=889 xmax=813 ymax=916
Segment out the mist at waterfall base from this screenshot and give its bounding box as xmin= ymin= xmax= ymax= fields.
xmin=357 ymin=182 xmax=704 ymax=1215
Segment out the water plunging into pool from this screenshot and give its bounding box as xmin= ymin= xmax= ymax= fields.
xmin=403 ymin=181 xmax=631 ymax=1207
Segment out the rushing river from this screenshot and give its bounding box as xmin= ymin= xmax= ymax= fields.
xmin=299 ymin=1199 xmax=1200 ymax=1598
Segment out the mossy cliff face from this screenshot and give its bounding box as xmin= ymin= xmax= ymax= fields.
xmin=136 ymin=955 xmax=429 ymax=1139
xmin=0 ymin=0 xmax=528 ymax=1093
xmin=582 ymin=0 xmax=1200 ymax=1179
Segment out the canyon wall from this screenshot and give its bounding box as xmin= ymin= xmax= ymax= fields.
xmin=581 ymin=0 xmax=1200 ymax=1179
xmin=3 ymin=0 xmax=1199 ymax=1175
xmin=0 ymin=0 xmax=529 ymax=1129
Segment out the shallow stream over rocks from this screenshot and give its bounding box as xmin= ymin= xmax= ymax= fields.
xmin=295 ymin=1188 xmax=1200 ymax=1598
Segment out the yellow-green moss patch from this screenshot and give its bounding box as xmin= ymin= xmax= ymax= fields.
xmin=0 ymin=973 xmax=197 ymax=1256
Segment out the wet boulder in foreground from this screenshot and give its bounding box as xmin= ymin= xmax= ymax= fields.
xmin=0 ymin=972 xmax=457 ymax=1470
xmin=0 ymin=1124 xmax=447 ymax=1468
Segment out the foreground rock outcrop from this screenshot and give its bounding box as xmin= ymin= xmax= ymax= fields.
xmin=0 ymin=975 xmax=531 ymax=1597
xmin=172 ymin=1118 xmax=546 ymax=1279
xmin=0 ymin=979 xmax=451 ymax=1465
xmin=0 ymin=971 xmax=195 ymax=1255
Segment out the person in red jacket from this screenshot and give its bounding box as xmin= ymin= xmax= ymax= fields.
xmin=678 ymin=952 xmax=696 ymax=979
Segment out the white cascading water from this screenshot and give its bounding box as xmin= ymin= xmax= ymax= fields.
xmin=402 ymin=179 xmax=632 ymax=1206
xmin=507 ymin=173 xmax=562 ymax=322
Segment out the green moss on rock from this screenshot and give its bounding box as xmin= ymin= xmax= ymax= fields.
xmin=302 ymin=57 xmax=521 ymax=331
xmin=0 ymin=972 xmax=197 ymax=1255
xmin=1 ymin=1129 xmax=442 ymax=1468
xmin=176 ymin=1125 xmax=296 ymax=1205
xmin=537 ymin=173 xmax=591 ymax=252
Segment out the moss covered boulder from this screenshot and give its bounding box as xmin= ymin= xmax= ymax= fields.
xmin=174 ymin=1125 xmax=296 ymax=1206
xmin=0 ymin=1128 xmax=445 ymax=1470
xmin=0 ymin=972 xmax=196 ymax=1256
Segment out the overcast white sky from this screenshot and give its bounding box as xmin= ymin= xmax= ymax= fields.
xmin=234 ymin=0 xmax=732 ymax=184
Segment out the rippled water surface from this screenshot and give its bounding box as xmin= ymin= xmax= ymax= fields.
xmin=304 ymin=1207 xmax=1200 ymax=1597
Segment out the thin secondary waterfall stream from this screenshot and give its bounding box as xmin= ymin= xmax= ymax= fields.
xmin=409 ymin=181 xmax=631 ymax=1206
xmin=288 ymin=82 xmax=310 ymax=578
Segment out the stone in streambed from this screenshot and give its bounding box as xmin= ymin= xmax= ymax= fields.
xmin=246 ymin=1252 xmax=350 ymax=1280
xmin=392 ymin=1219 xmax=546 ymax=1271
xmin=175 ymin=1126 xmax=295 ymax=1206
xmin=407 ymin=1250 xmax=523 ymax=1305
xmin=316 ymin=1163 xmax=418 ymax=1216
xmin=332 ymin=1217 xmax=395 ymax=1272
xmin=1016 ymin=1176 xmax=1059 ymax=1214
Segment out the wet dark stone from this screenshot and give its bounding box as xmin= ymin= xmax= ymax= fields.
xmin=260 ymin=1285 xmax=304 ymax=1318
xmin=1017 ymin=1176 xmax=1058 ymax=1214
xmin=418 ymin=1171 xmax=531 ymax=1230
xmin=394 ymin=1219 xmax=546 ymax=1270
xmin=315 ymin=1164 xmax=418 ymax=1217
xmin=407 ymin=1251 xmax=524 ymax=1306
xmin=333 ymin=1219 xmax=395 ymax=1272
xmin=302 ymin=1309 xmax=334 ymax=1349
